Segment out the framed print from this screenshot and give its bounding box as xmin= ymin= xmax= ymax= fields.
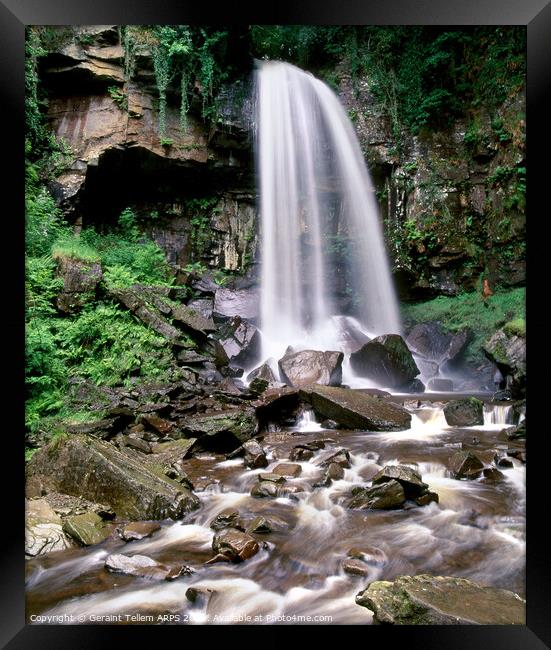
xmin=3 ymin=0 xmax=549 ymax=646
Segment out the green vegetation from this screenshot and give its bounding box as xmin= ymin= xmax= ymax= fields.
xmin=401 ymin=287 xmax=525 ymax=363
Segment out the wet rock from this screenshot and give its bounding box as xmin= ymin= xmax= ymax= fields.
xmin=55 ymin=256 xmax=102 ymax=314
xmin=215 ymin=316 xmax=261 ymax=367
xmin=496 ymin=455 xmax=514 ymax=468
xmin=326 ymin=462 xmax=345 ymax=480
xmin=484 ymin=326 xmax=526 ymax=398
xmin=320 ymin=448 xmax=351 ymax=469
xmin=371 ymin=465 xmax=429 ymax=499
xmin=503 ymin=421 xmax=526 ymax=440
xmin=356 ymin=574 xmax=525 ymax=625
xmin=256 ymin=387 xmax=301 ymax=425
xmin=27 ymin=435 xmax=199 ymax=520
xmin=105 ymin=553 xmax=192 ymax=580
xmin=349 ymin=334 xmax=419 ymax=388
xmin=347 ymin=480 xmax=406 ymax=510
xmin=290 ymin=447 xmax=314 ymax=461
xmin=347 ymin=546 xmax=387 ymax=567
xmin=209 ymin=508 xmax=243 ymax=531
xmin=273 ymin=463 xmax=302 ymax=478
xmin=186 ymin=586 xmax=217 ymax=605
xmin=443 ymin=397 xmax=484 ymax=426
xmin=426 ymin=378 xmax=454 ymax=392
xmin=305 ymin=385 xmax=411 ymax=431
xmin=118 ymin=521 xmax=161 ymax=541
xmin=246 ymin=516 xmax=272 ymax=534
xmin=448 ymin=450 xmax=484 ymax=479
xmin=414 ymin=492 xmax=439 ymax=506
xmin=397 ymin=378 xmax=425 ymax=393
xmin=343 ymin=558 xmax=370 ymax=577
xmin=321 ymin=419 xmax=339 ymax=430
xmin=62 ymin=511 xmax=111 ymax=546
xmin=182 ymin=408 xmax=257 ymax=452
xmin=227 ymin=439 xmax=268 ymax=469
xmin=406 ymin=322 xmax=469 ymax=368
xmin=251 ymin=481 xmax=279 ymax=498
xmin=482 ymin=468 xmax=504 ymax=482
xmin=258 ymin=473 xmax=286 ymax=484
xmin=278 ymin=349 xmax=344 ymax=388
xmin=211 ymin=529 xmax=260 ymax=562
xmin=25 ymin=499 xmax=74 ymax=557
xmin=213 ymin=287 xmax=260 ymax=321
xmin=247 ymin=362 xmax=279 ymax=385
xmin=507 ymin=449 xmax=526 ymax=463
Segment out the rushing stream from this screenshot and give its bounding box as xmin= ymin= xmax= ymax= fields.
xmin=26 ymin=401 xmax=525 ymax=625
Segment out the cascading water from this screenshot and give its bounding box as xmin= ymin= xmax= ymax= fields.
xmin=256 ymin=61 xmax=401 ymax=367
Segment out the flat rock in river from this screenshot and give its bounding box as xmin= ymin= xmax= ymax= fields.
xmin=304 ymin=385 xmax=411 ymax=431
xmin=356 ymin=574 xmax=525 ymax=625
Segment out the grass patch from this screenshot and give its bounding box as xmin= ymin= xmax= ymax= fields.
xmin=52 ymin=234 xmax=101 ymax=262
xmin=401 ymin=287 xmax=525 ymax=364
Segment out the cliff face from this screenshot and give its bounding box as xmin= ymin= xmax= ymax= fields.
xmin=337 ymin=70 xmax=525 ymax=300
xmin=39 ymin=26 xmax=525 ymax=298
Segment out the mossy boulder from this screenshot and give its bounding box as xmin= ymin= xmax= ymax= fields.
xmin=304 ymin=385 xmax=411 ymax=431
xmin=349 ymin=335 xmax=419 ymax=388
xmin=62 ymin=511 xmax=111 ymax=546
xmin=27 ymin=435 xmax=199 ymax=520
xmin=484 ymin=325 xmax=525 ymax=398
xmin=443 ymin=397 xmax=484 ymax=426
xmin=356 ymin=574 xmax=525 ymax=625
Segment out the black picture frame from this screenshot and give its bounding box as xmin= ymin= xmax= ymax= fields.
xmin=4 ymin=0 xmax=548 ymax=646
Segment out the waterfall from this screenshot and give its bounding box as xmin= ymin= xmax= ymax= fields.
xmin=256 ymin=61 xmax=401 ymax=363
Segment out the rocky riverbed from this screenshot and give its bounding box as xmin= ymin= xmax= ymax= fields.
xmin=26 ymin=396 xmax=525 ymax=625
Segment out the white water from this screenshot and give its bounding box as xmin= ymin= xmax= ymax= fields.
xmin=256 ymin=61 xmax=401 ymax=371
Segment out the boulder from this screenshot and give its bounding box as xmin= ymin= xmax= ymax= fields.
xmin=443 ymin=397 xmax=484 ymax=426
xmin=25 ymin=499 xmax=74 ymax=557
xmin=215 ymin=317 xmax=261 ymax=368
xmin=105 ymin=553 xmax=192 ymax=580
xmin=55 ymin=256 xmax=102 ymax=314
xmin=356 ymin=574 xmax=525 ymax=625
xmin=320 ymin=448 xmax=351 ymax=469
xmin=347 ymin=480 xmax=406 ymax=510
xmin=247 ymin=362 xmax=280 ymax=387
xmin=256 ymin=387 xmax=301 ymax=425
xmin=211 ymin=529 xmax=260 ymax=562
xmin=171 ymin=303 xmax=216 ymax=337
xmin=371 ymin=465 xmax=429 ymax=498
xmin=213 ymin=287 xmax=260 ymax=321
xmin=278 ymin=349 xmax=344 ymax=388
xmin=227 ymin=439 xmax=268 ymax=469
xmin=397 ymin=378 xmax=425 ymax=393
xmin=27 ymin=435 xmax=199 ymax=520
xmin=186 ymin=298 xmax=214 ymax=320
xmin=406 ymin=322 xmax=470 ymax=368
xmin=484 ymin=325 xmax=526 ymax=398
xmin=290 ymin=447 xmax=314 ymax=462
xmin=181 ymin=408 xmax=257 ymax=452
xmin=427 ymin=377 xmax=454 ymax=392
xmin=258 ymin=473 xmax=286 ymax=484
xmin=62 ymin=511 xmax=111 ymax=546
xmin=305 ymin=386 xmax=411 ymax=431
xmin=349 ymin=335 xmax=419 ymax=388
xmin=118 ymin=521 xmax=161 ymax=542
xmin=272 ymin=463 xmax=302 ymax=478
xmin=342 ymin=558 xmax=370 ymax=577
xmin=448 ymin=451 xmax=484 ymax=479
xmin=251 ymin=481 xmax=280 ymax=498
xmin=415 ymin=492 xmax=439 ymax=506
xmin=246 ymin=516 xmax=272 ymax=534
xmin=210 ymin=508 xmax=243 ymax=531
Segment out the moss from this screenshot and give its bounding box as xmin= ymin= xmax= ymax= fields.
xmin=503 ymin=318 xmax=525 ymax=338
